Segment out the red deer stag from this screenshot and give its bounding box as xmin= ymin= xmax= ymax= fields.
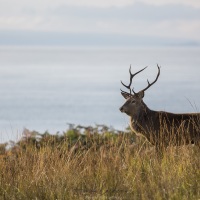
xmin=120 ymin=65 xmax=200 ymax=150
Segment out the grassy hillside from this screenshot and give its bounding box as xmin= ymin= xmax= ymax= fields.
xmin=0 ymin=125 xmax=199 ymax=199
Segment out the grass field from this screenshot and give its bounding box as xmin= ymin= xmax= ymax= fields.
xmin=0 ymin=126 xmax=199 ymax=199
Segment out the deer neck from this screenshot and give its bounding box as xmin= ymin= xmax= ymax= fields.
xmin=130 ymin=101 xmax=152 ymax=137
xmin=131 ymin=101 xmax=151 ymax=122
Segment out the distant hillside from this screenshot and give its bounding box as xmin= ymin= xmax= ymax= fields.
xmin=0 ymin=30 xmax=199 ymax=47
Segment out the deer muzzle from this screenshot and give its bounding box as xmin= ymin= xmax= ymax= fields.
xmin=119 ymin=106 xmax=125 ymax=113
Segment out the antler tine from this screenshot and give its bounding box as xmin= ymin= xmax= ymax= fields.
xmin=121 ymin=65 xmax=147 ymax=94
xmin=139 ymin=64 xmax=160 ymax=93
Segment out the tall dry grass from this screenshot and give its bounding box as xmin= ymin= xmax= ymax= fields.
xmin=0 ymin=128 xmax=199 ymax=199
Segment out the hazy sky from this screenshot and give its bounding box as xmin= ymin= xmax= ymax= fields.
xmin=0 ymin=0 xmax=200 ymax=46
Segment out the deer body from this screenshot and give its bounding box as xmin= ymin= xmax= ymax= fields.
xmin=129 ymin=102 xmax=200 ymax=147
xmin=120 ymin=65 xmax=200 ymax=149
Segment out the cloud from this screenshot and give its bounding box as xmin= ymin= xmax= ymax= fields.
xmin=0 ymin=0 xmax=200 ymax=45
xmin=140 ymin=0 xmax=200 ymax=8
xmin=1 ymin=0 xmax=200 ymax=15
xmin=24 ymin=0 xmax=200 ymax=9
xmin=51 ymin=3 xmax=200 ymax=21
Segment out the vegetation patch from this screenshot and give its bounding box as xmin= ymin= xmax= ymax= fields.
xmin=0 ymin=125 xmax=199 ymax=199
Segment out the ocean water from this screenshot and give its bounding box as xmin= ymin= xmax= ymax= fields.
xmin=0 ymin=46 xmax=200 ymax=142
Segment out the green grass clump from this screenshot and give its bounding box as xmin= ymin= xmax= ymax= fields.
xmin=0 ymin=125 xmax=199 ymax=199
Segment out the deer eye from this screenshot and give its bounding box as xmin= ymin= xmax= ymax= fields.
xmin=131 ymin=100 xmax=136 ymax=104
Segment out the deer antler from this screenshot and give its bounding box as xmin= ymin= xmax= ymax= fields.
xmin=138 ymin=64 xmax=160 ymax=94
xmin=121 ymin=65 xmax=147 ymax=95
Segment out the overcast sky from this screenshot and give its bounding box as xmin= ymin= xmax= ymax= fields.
xmin=0 ymin=0 xmax=200 ymax=46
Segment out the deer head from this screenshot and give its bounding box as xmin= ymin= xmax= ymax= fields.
xmin=119 ymin=65 xmax=160 ymax=116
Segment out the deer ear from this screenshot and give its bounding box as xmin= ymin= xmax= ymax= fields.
xmin=137 ymin=91 xmax=145 ymax=99
xmin=121 ymin=91 xmax=132 ymax=99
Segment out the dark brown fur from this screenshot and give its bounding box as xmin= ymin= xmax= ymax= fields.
xmin=120 ymin=65 xmax=200 ymax=149
xmin=120 ymin=94 xmax=200 ymax=149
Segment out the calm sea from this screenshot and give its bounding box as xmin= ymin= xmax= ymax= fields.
xmin=0 ymin=46 xmax=200 ymax=142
